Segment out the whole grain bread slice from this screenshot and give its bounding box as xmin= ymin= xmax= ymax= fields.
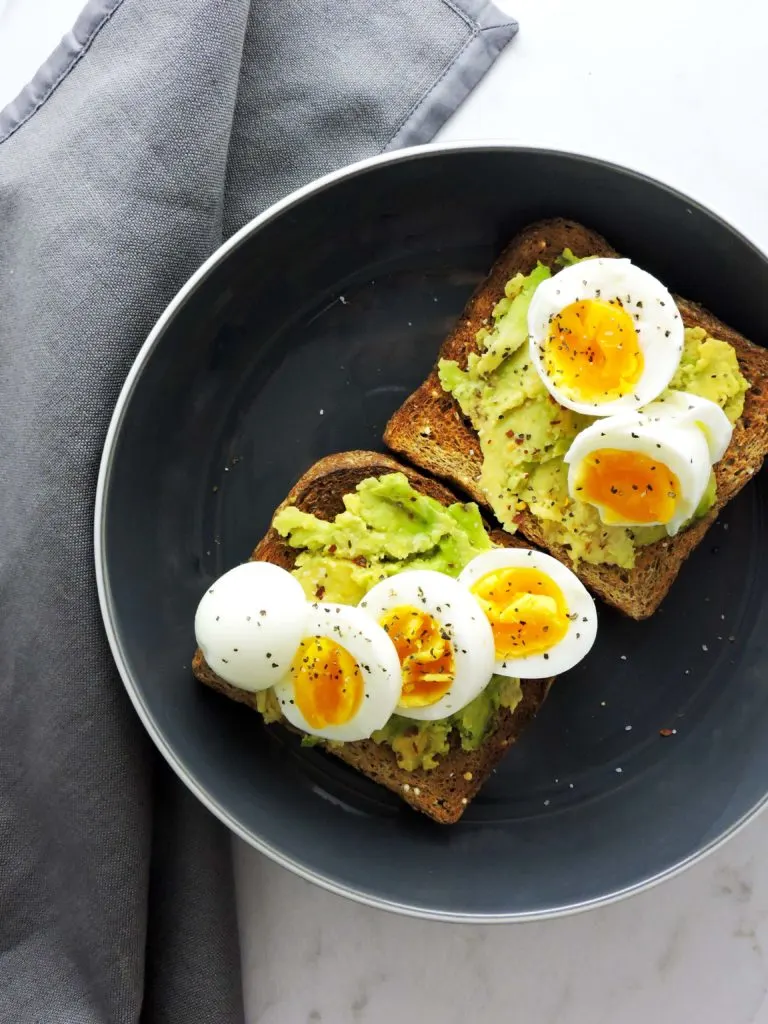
xmin=192 ymin=450 xmax=553 ymax=824
xmin=384 ymin=218 xmax=768 ymax=619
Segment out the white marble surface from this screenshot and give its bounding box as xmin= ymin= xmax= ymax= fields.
xmin=235 ymin=810 xmax=768 ymax=1024
xmin=4 ymin=1 xmax=768 ymax=1021
xmin=234 ymin=1 xmax=768 ymax=1022
xmin=0 ymin=0 xmax=85 ymax=109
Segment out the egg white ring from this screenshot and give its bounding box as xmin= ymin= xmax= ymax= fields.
xmin=564 ymin=416 xmax=712 ymax=535
xmin=457 ymin=547 xmax=598 ymax=679
xmin=359 ymin=569 xmax=496 ymax=721
xmin=641 ymin=390 xmax=733 ymax=463
xmin=273 ymin=603 xmax=402 ymax=742
xmin=527 ymin=257 xmax=685 ymax=416
xmin=194 ymin=561 xmax=309 ymax=692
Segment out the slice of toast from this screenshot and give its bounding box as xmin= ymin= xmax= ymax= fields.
xmin=192 ymin=451 xmax=553 ymax=824
xmin=384 ymin=218 xmax=768 ymax=619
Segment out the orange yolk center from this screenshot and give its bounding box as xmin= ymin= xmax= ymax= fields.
xmin=291 ymin=636 xmax=364 ymax=728
xmin=574 ymin=448 xmax=681 ymax=524
xmin=470 ymin=567 xmax=569 ymax=659
xmin=544 ymin=299 xmax=643 ymax=402
xmin=379 ymin=605 xmax=455 ymax=708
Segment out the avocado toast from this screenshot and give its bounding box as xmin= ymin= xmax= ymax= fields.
xmin=192 ymin=451 xmax=553 ymax=824
xmin=384 ymin=218 xmax=768 ymax=619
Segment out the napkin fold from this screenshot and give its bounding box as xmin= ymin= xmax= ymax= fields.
xmin=0 ymin=1 xmax=516 ymax=1020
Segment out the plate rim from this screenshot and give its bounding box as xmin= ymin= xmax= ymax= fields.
xmin=94 ymin=140 xmax=768 ymax=923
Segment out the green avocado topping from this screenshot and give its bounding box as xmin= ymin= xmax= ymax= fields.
xmin=266 ymin=473 xmax=522 ymax=770
xmin=438 ymin=254 xmax=749 ymax=569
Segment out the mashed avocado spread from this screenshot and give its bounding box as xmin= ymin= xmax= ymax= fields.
xmin=255 ymin=473 xmax=522 ymax=771
xmin=438 ymin=252 xmax=750 ymax=569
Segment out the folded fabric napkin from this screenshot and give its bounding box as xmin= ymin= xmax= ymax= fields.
xmin=0 ymin=1 xmax=516 ymax=1020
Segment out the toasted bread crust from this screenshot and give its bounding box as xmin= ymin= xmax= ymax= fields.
xmin=384 ymin=218 xmax=768 ymax=619
xmin=192 ymin=451 xmax=552 ymax=824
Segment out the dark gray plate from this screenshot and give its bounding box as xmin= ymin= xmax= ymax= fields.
xmin=96 ymin=145 xmax=768 ymax=921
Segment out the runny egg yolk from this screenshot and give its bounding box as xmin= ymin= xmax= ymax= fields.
xmin=544 ymin=299 xmax=643 ymax=402
xmin=574 ymin=448 xmax=681 ymax=524
xmin=291 ymin=636 xmax=364 ymax=728
xmin=470 ymin=567 xmax=569 ymax=659
xmin=379 ymin=605 xmax=455 ymax=708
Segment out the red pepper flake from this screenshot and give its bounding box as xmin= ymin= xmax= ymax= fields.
xmin=315 ymin=585 xmax=326 ymax=600
xmin=328 ymin=544 xmax=337 ymax=555
xmin=659 ymin=728 xmax=677 ymax=737
xmin=353 ymin=555 xmax=368 ymax=567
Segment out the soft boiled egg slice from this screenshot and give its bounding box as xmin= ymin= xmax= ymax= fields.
xmin=528 ymin=257 xmax=684 ymax=416
xmin=358 ymin=569 xmax=496 ymax=722
xmin=458 ymin=549 xmax=597 ymax=679
xmin=195 ymin=561 xmax=309 ymax=691
xmin=273 ymin=603 xmax=402 ymax=742
xmin=641 ymin=390 xmax=733 ymax=463
xmin=564 ymin=412 xmax=712 ymax=536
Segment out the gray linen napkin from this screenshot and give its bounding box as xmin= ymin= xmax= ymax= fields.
xmin=0 ymin=1 xmax=516 ymax=1021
